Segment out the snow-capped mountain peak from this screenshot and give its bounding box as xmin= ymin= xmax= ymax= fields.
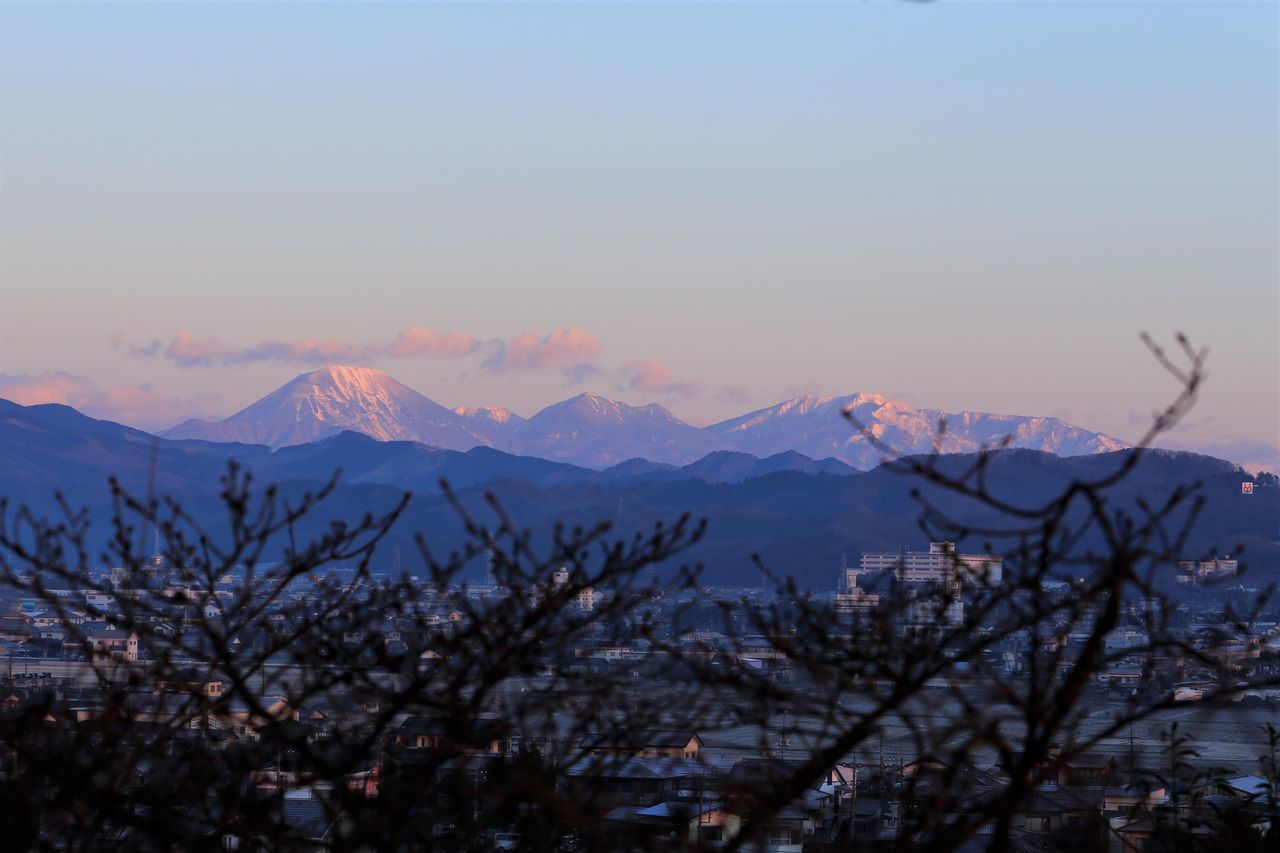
xmin=163 ymin=365 xmax=491 ymax=450
xmin=512 ymin=393 xmax=716 ymax=467
xmin=163 ymin=367 xmax=1128 ymax=469
xmin=707 ymin=393 xmax=1127 ymax=468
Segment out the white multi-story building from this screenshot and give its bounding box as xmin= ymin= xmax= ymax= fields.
xmin=858 ymin=541 xmax=1003 ymax=585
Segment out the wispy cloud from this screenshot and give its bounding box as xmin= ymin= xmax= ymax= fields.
xmin=118 ymin=328 xmax=477 ymax=369
xmin=619 ymin=359 xmax=674 ymax=393
xmin=114 ymin=331 xmax=372 ymax=368
xmin=375 ymin=326 xmax=476 ymax=359
xmin=617 ymin=359 xmax=754 ymax=405
xmin=0 ymin=372 xmax=222 ymax=431
xmin=109 ymin=334 xmax=163 ymax=359
xmin=562 ymin=363 xmax=606 ymax=386
xmin=481 ymin=328 xmax=602 ymax=374
xmin=118 ymin=326 xmax=600 ymax=372
xmin=710 ymin=384 xmax=755 ymax=407
xmin=163 ymin=332 xmax=370 ymax=368
xmin=109 ymin=326 xmax=760 ymax=414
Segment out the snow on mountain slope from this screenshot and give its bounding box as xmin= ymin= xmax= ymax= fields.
xmin=162 ymin=366 xmax=494 ymax=451
xmin=513 ymin=393 xmax=718 ymax=467
xmin=160 ymin=367 xmax=1127 ymax=468
xmin=453 ymin=405 xmax=522 ymax=423
xmin=707 ymin=394 xmax=1127 ymax=469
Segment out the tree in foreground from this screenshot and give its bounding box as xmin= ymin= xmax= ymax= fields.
xmin=0 ymin=334 xmax=1275 ymax=851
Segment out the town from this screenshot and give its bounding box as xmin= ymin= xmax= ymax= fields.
xmin=2 ymin=538 xmax=1277 ymax=851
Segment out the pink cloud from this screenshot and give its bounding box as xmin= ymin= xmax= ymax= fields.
xmin=376 ymin=327 xmax=476 ymax=358
xmin=483 ymin=328 xmax=602 ymax=373
xmin=0 ymin=372 xmax=222 ymax=431
xmin=122 ymin=326 xmax=480 ymax=368
xmin=616 ymin=360 xmax=751 ymax=404
xmin=162 ymin=332 xmax=367 ymax=367
xmin=620 ymin=359 xmax=673 ymax=392
xmin=164 ymin=331 xmax=234 ymax=367
xmin=233 ymin=337 xmax=367 ymax=365
xmin=118 ymin=323 xmax=617 ymax=381
xmin=0 ymin=372 xmax=96 ymax=407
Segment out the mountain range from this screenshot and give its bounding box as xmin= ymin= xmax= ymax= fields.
xmin=0 ymin=396 xmax=857 ymax=499
xmin=162 ymin=366 xmax=1127 ymax=469
xmin=2 ymin=396 xmax=1275 ymax=589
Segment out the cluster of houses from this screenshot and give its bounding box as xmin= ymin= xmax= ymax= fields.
xmin=5 ymin=669 xmax=1272 ymax=853
xmin=0 ymin=544 xmax=1277 ymax=850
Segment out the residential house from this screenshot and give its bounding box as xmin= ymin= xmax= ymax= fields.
xmin=86 ymin=627 xmax=139 ymax=662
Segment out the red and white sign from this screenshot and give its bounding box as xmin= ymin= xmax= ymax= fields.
xmin=1241 ymin=482 xmax=1254 ymax=495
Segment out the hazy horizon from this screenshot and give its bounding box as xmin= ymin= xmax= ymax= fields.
xmin=2 ymin=2 xmax=1276 ymax=471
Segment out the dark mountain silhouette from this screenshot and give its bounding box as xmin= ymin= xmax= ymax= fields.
xmin=3 ymin=398 xmax=1275 ymax=588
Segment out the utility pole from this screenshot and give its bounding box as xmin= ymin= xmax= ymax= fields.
xmin=1128 ymin=719 xmax=1136 ymax=781
xmin=850 ymin=763 xmax=860 ymax=848
xmin=895 ymin=750 xmax=904 ymax=844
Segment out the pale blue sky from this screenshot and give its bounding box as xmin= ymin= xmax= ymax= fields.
xmin=1 ymin=1 xmax=1276 ymax=469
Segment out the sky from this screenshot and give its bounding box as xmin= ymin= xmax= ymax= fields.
xmin=1 ymin=1 xmax=1276 ymax=471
